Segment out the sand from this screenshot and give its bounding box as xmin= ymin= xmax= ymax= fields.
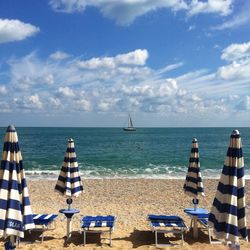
xmin=0 ymin=179 xmax=249 ymax=249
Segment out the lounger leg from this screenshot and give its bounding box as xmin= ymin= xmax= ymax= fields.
xmin=109 ymin=228 xmax=112 ymax=247
xmin=193 ymin=216 xmax=198 ymax=239
xmin=155 ymin=231 xmax=158 ymax=246
xmin=181 ymin=230 xmax=184 ymax=246
xmin=83 ymin=230 xmax=86 ymax=245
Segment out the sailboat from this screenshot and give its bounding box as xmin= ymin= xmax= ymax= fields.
xmin=123 ymin=114 xmax=136 ymax=131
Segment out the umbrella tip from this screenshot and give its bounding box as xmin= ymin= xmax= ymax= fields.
xmin=232 ymin=129 xmax=240 ymax=136
xmin=192 ymin=138 xmax=198 ymax=143
xmin=7 ymin=125 xmax=16 ymax=132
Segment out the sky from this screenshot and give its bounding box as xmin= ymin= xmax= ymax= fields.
xmin=0 ymin=0 xmax=250 ymax=127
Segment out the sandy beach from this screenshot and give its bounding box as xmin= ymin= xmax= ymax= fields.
xmin=1 ymin=179 xmax=249 ymax=249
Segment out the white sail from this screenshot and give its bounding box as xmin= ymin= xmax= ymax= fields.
xmin=123 ymin=114 xmax=136 ymax=131
xmin=128 ymin=116 xmax=133 ymax=128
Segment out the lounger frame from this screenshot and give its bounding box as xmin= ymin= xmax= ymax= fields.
xmin=150 ymin=227 xmax=186 ymax=247
xmin=29 ymin=214 xmax=58 ymax=243
xmin=148 ymin=215 xmax=187 ymax=247
xmin=80 ymin=215 xmax=116 ymax=247
xmin=186 ymin=213 xmax=221 ymax=244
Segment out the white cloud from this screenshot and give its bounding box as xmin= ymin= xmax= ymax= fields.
xmin=188 ymin=25 xmax=196 ymax=31
xmin=116 ymin=49 xmax=149 ymax=65
xmin=217 ymin=59 xmax=250 ymax=80
xmin=2 ymin=45 xmax=250 ymax=124
xmin=49 ymin=97 xmax=61 ymax=107
xmin=58 ymin=86 xmax=75 ymax=97
xmin=212 ymin=1 xmax=250 ymax=30
xmin=49 ymin=0 xmax=188 ymax=25
xmin=77 ymin=57 xmax=115 ymax=69
xmin=49 ymin=50 xmax=71 ymax=60
xmin=188 ymin=0 xmax=233 ymax=17
xmin=77 ymin=99 xmax=92 ymax=111
xmin=77 ymin=49 xmax=148 ymax=69
xmin=49 ymin=0 xmax=234 ymax=26
xmin=28 ymin=94 xmax=43 ymax=109
xmin=217 ymin=41 xmax=250 ymax=80
xmin=221 ymin=42 xmax=250 ymax=62
xmin=235 ymin=96 xmax=250 ymax=111
xmin=0 ymin=85 xmax=7 ymax=94
xmin=9 ymin=52 xmax=57 ymax=89
xmin=0 ymin=19 xmax=39 ymax=43
xmin=98 ymin=99 xmax=116 ymax=112
xmin=99 ymin=0 xmax=188 ymax=26
xmin=43 ymin=74 xmax=55 ymax=85
xmin=49 ymin=0 xmax=87 ymax=13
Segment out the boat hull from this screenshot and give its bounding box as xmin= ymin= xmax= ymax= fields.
xmin=123 ymin=128 xmax=136 ymax=131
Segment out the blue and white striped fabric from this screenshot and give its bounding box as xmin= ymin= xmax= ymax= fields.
xmin=183 ymin=138 xmax=204 ymax=198
xmin=33 ymin=214 xmax=58 ymax=226
xmin=0 ymin=125 xmax=35 ymax=238
xmin=55 ymin=138 xmax=83 ymax=197
xmin=148 ymin=215 xmax=186 ymax=228
xmin=82 ymin=216 xmax=115 ymax=229
xmin=208 ymin=130 xmax=248 ymax=243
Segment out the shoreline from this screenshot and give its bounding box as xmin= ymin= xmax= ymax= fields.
xmin=25 ymin=175 xmax=250 ymax=180
xmin=1 ymin=179 xmax=249 ymax=249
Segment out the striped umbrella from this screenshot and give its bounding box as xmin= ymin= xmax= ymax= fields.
xmin=0 ymin=125 xmax=34 ymax=247
xmin=208 ymin=130 xmax=248 ymax=246
xmin=55 ymin=138 xmax=83 ymax=206
xmin=183 ymin=138 xmax=204 ymax=206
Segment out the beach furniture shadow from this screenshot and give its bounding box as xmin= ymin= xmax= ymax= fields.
xmin=28 ymin=214 xmax=58 ymax=243
xmin=115 ymin=229 xmax=168 ymax=248
xmin=185 ymin=209 xmax=221 ymax=244
xmin=64 ymin=230 xmax=111 ymax=247
xmin=184 ymin=227 xmax=213 ymax=245
xmin=23 ymin=230 xmax=55 ymax=244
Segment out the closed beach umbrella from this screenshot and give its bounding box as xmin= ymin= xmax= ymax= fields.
xmin=55 ymin=138 xmax=83 ymax=240
xmin=0 ymin=125 xmax=34 ymax=248
xmin=208 ymin=130 xmax=248 ymax=247
xmin=55 ymin=138 xmax=83 ymax=205
xmin=183 ymin=138 xmax=204 ymax=205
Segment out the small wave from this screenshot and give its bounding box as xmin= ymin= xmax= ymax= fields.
xmin=24 ymin=162 xmax=250 ymax=180
xmin=24 ymin=168 xmax=250 ymax=180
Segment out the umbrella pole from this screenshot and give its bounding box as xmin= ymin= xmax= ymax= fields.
xmin=228 ymin=242 xmax=240 ymax=250
xmin=66 ymin=218 xmax=72 ymax=240
xmin=66 ymin=198 xmax=73 ymax=240
xmin=5 ymin=236 xmax=16 ymax=250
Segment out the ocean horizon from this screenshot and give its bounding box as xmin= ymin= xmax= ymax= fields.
xmin=1 ymin=127 xmax=249 ymax=179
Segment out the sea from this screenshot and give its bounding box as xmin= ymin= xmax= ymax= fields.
xmin=0 ymin=127 xmax=249 ymax=179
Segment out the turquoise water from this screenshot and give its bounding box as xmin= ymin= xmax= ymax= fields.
xmin=0 ymin=127 xmax=249 ymax=179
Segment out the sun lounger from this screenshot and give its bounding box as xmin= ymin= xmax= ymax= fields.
xmin=148 ymin=215 xmax=187 ymax=247
xmin=185 ymin=211 xmax=221 ymax=244
xmin=80 ymin=215 xmax=116 ymax=247
xmin=197 ymin=214 xmax=221 ymax=244
xmin=29 ymin=214 xmax=58 ymax=243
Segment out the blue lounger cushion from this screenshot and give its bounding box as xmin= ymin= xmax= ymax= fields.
xmin=82 ymin=215 xmax=115 ymax=228
xmin=33 ymin=214 xmax=58 ymax=226
xmin=148 ymin=215 xmax=186 ymax=228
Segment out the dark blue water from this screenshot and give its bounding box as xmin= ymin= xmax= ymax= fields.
xmin=0 ymin=127 xmax=249 ymax=179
